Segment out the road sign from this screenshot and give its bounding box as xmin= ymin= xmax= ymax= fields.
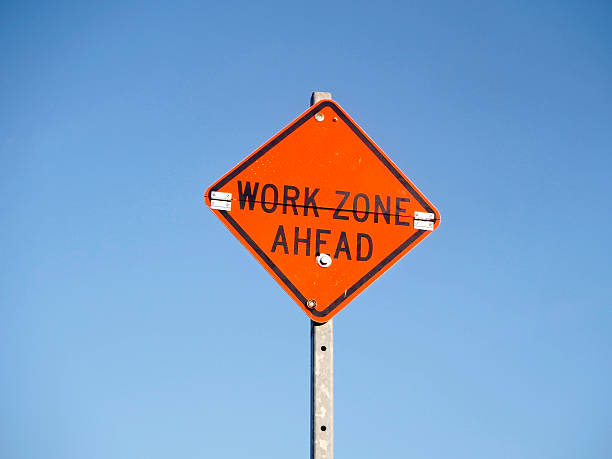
xmin=205 ymin=99 xmax=440 ymax=322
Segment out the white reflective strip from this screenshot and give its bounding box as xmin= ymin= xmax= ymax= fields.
xmin=210 ymin=199 xmax=231 ymax=211
xmin=211 ymin=191 xmax=232 ymax=201
xmin=414 ymin=220 xmax=434 ymax=231
xmin=414 ymin=211 xmax=435 ymax=221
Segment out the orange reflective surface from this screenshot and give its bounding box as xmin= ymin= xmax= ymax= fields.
xmin=205 ymin=100 xmax=440 ymax=322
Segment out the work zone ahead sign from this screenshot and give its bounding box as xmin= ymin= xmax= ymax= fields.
xmin=205 ymin=100 xmax=440 ymax=322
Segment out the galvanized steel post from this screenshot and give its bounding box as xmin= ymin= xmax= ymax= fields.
xmin=310 ymin=91 xmax=334 ymax=459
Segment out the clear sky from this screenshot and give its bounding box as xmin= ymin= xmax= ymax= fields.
xmin=1 ymin=1 xmax=611 ymax=458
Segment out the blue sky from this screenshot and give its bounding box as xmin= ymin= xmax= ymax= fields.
xmin=1 ymin=1 xmax=611 ymax=458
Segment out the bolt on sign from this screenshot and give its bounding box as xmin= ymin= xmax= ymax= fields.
xmin=205 ymin=100 xmax=440 ymax=322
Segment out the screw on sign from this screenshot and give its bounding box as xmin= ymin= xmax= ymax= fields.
xmin=205 ymin=99 xmax=440 ymax=323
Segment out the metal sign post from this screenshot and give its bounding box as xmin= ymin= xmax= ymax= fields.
xmin=311 ymin=319 xmax=334 ymax=459
xmin=310 ymin=92 xmax=334 ymax=459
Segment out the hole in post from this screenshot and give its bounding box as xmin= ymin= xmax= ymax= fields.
xmin=321 ymin=346 xmax=327 ymax=352
xmin=321 ymin=425 xmax=327 ymax=431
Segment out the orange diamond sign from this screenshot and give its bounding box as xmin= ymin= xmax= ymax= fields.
xmin=205 ymin=100 xmax=440 ymax=322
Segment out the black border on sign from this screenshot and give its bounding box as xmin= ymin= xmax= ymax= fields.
xmin=209 ymin=100 xmax=435 ymax=318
